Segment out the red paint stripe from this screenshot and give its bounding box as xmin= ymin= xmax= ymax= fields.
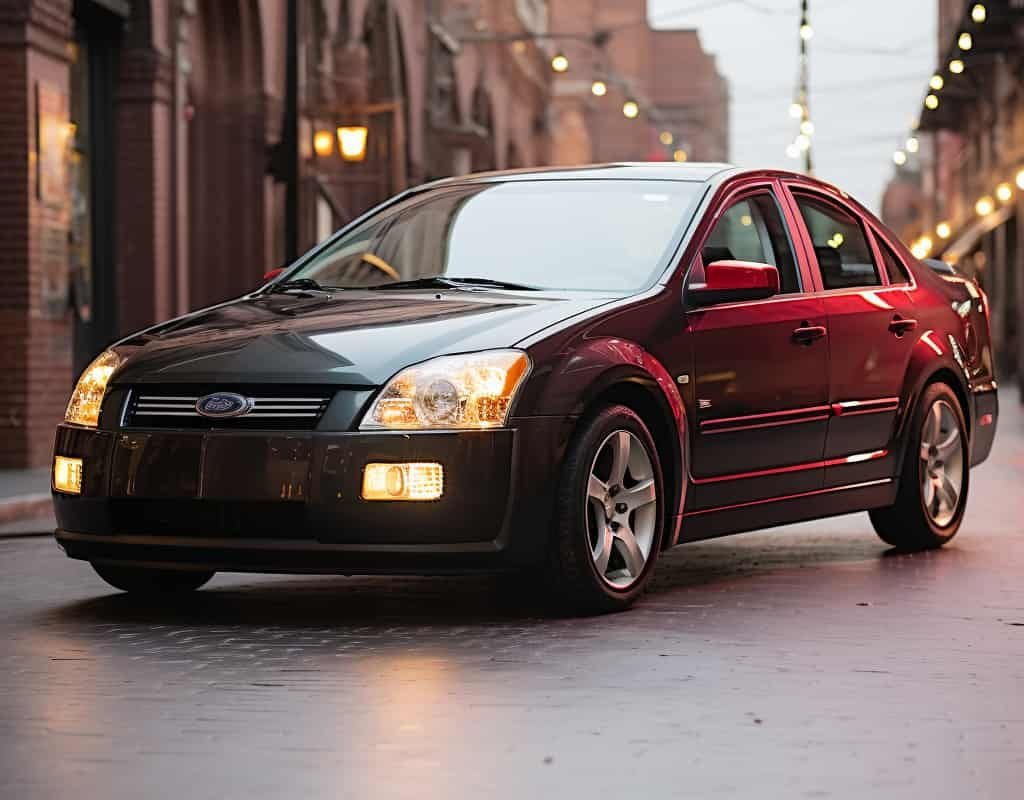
xmin=684 ymin=479 xmax=893 ymax=517
xmin=692 ymin=449 xmax=888 ymax=485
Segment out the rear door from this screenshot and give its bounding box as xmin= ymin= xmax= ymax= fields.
xmin=686 ymin=180 xmax=829 ymax=510
xmin=783 ymin=184 xmax=917 ymax=488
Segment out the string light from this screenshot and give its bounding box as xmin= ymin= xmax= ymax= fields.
xmin=906 ymin=137 xmax=919 ymax=153
xmin=949 ymin=58 xmax=965 ymax=74
xmin=551 ymin=53 xmax=569 ymax=73
xmin=786 ymin=143 xmax=801 ymax=159
xmin=789 ymin=102 xmax=804 ymax=119
xmin=800 ymin=120 xmax=815 ymax=135
xmin=925 ymin=94 xmax=939 ymax=110
xmin=672 ymin=148 xmax=688 ymax=162
xmin=893 ymin=150 xmax=907 ymax=166
xmin=799 ymin=23 xmax=814 ymax=40
xmin=975 ymin=195 xmax=994 ymax=216
xmin=936 ymin=222 xmax=952 ymax=239
xmin=659 ymin=131 xmax=674 ymax=146
xmin=622 ymin=100 xmax=639 ymax=119
xmin=958 ymin=32 xmax=973 ymax=51
xmin=590 ymin=80 xmax=607 ymax=97
xmin=929 ymin=74 xmax=944 ymax=91
xmin=996 ymin=182 xmax=1013 ymax=203
xmin=971 ymin=3 xmax=986 ymax=23
xmin=1016 ymin=168 xmax=1024 ymax=190
xmin=795 ymin=133 xmax=811 ymax=151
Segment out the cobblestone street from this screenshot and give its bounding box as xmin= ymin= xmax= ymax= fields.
xmin=1 ymin=395 xmax=1021 ymax=799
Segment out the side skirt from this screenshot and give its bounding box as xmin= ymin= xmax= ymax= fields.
xmin=678 ymin=479 xmax=897 ymax=544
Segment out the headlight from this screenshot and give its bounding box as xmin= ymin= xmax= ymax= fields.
xmin=65 ymin=350 xmax=120 ymax=427
xmin=361 ymin=350 xmax=531 ymax=430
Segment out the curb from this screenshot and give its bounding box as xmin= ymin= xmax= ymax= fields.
xmin=0 ymin=494 xmax=52 ymax=526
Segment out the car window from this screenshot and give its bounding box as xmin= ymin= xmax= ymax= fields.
xmin=699 ymin=193 xmax=801 ymax=294
xmin=289 ymin=180 xmax=704 ymax=293
xmin=794 ymin=194 xmax=881 ymax=290
xmin=876 ymin=234 xmax=912 ymax=285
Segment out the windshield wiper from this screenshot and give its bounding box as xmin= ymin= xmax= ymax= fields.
xmin=370 ymin=276 xmax=538 ymax=291
xmin=265 ymin=278 xmax=334 ymax=294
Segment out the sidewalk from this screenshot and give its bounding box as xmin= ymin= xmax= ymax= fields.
xmin=0 ymin=468 xmax=54 ymax=538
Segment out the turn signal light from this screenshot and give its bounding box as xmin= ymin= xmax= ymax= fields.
xmin=362 ymin=463 xmax=443 ymax=501
xmin=53 ymin=456 xmax=83 ymax=495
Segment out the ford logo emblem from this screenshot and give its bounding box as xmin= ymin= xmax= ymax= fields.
xmin=195 ymin=392 xmax=253 ymax=418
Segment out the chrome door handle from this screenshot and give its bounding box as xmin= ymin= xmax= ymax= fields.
xmin=888 ymin=315 xmax=918 ymax=336
xmin=792 ymin=324 xmax=827 ymax=345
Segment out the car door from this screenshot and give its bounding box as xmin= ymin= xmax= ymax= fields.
xmin=685 ymin=182 xmax=829 ymax=511
xmin=783 ymin=185 xmax=918 ymax=489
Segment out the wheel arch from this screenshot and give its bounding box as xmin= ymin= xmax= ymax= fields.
xmin=559 ymin=348 xmax=688 ymax=550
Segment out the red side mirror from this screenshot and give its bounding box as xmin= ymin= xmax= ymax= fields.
xmin=263 ymin=267 xmax=285 ymax=282
xmin=689 ymin=260 xmax=780 ymax=307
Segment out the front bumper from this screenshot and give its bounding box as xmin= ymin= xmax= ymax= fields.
xmin=52 ymin=418 xmax=570 ymax=574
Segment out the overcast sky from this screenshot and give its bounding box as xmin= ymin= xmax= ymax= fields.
xmin=647 ymin=0 xmax=937 ymax=212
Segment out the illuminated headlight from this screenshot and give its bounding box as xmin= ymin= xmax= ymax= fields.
xmin=65 ymin=349 xmax=120 ymax=427
xmin=360 ymin=350 xmax=531 ymax=430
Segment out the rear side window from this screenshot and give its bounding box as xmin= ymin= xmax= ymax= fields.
xmin=876 ymin=235 xmax=912 ymax=285
xmin=794 ymin=194 xmax=881 ymax=290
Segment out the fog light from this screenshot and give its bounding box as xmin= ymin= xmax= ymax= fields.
xmin=362 ymin=462 xmax=443 ymax=501
xmin=53 ymin=456 xmax=83 ymax=495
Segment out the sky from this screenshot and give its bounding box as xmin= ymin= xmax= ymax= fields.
xmin=647 ymin=0 xmax=938 ymax=212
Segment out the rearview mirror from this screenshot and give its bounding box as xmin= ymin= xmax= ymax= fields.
xmin=688 ymin=260 xmax=780 ymax=307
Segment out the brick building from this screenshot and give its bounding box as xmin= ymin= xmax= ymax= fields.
xmin=883 ymin=0 xmax=1024 ymax=396
xmin=547 ymin=0 xmax=728 ymax=166
xmin=0 ymin=0 xmax=730 ymax=469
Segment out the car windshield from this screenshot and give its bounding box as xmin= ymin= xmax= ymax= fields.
xmin=287 ymin=179 xmax=703 ymax=293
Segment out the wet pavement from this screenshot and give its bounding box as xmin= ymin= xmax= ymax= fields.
xmin=1 ymin=395 xmax=1021 ymax=799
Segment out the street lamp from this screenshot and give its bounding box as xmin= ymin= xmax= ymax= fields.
xmin=336 ymin=126 xmax=369 ymax=162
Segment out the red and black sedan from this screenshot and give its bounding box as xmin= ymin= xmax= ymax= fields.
xmin=53 ymin=164 xmax=998 ymax=613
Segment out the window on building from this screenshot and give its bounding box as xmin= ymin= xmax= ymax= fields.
xmin=794 ymin=195 xmax=881 ymax=289
xmin=699 ymin=193 xmax=801 ymax=294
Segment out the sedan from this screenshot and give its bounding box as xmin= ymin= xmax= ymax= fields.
xmin=53 ymin=164 xmax=999 ymax=613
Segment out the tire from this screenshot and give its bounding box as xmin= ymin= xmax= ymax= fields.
xmin=544 ymin=404 xmax=666 ymax=615
xmin=869 ymin=382 xmax=969 ymax=551
xmin=91 ymin=563 xmax=215 ymax=594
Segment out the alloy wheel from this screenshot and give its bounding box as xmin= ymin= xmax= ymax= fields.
xmin=585 ymin=430 xmax=658 ymax=589
xmin=919 ymin=398 xmax=964 ymax=527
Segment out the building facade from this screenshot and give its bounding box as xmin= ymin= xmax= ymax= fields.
xmin=0 ymin=0 xmax=729 ymax=469
xmin=883 ymin=0 xmax=1024 ymax=397
xmin=547 ymin=0 xmax=728 ymax=166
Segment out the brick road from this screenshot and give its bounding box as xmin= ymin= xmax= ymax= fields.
xmin=1 ymin=395 xmax=1022 ymax=799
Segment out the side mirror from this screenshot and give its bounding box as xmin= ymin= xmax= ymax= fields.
xmin=263 ymin=267 xmax=286 ymax=283
xmin=688 ymin=260 xmax=780 ymax=307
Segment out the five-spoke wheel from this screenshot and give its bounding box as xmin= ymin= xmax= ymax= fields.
xmin=870 ymin=382 xmax=969 ymax=550
xmin=545 ymin=404 xmax=666 ymax=614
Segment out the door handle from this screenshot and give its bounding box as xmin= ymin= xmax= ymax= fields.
xmin=792 ymin=324 xmax=827 ymax=345
xmin=888 ymin=315 xmax=918 ymax=336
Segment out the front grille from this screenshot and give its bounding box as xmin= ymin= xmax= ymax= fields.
xmin=123 ymin=386 xmax=333 ymax=430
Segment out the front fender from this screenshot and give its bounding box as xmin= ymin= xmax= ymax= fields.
xmin=517 ymin=337 xmax=689 ymax=542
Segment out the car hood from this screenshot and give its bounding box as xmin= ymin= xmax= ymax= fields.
xmin=112 ymin=289 xmax=617 ymax=386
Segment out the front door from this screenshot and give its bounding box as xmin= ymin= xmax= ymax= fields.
xmin=686 ymin=185 xmax=830 ymax=510
xmin=786 ymin=187 xmax=917 ymax=488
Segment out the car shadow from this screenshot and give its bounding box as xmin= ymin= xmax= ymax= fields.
xmin=40 ymin=525 xmax=967 ymax=631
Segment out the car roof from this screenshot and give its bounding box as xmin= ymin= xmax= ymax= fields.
xmin=424 ymin=162 xmax=838 ymax=192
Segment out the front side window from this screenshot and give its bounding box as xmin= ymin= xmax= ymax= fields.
xmin=794 ymin=194 xmax=881 ymax=290
xmin=699 ymin=193 xmax=801 ymax=294
xmin=289 ymin=179 xmax=704 ymax=293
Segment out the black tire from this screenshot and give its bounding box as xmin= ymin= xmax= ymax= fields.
xmin=91 ymin=563 xmax=215 ymax=594
xmin=544 ymin=404 xmax=666 ymax=615
xmin=869 ymin=382 xmax=969 ymax=551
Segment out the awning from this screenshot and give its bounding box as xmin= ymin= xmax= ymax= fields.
xmin=941 ymin=204 xmax=1014 ymax=264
